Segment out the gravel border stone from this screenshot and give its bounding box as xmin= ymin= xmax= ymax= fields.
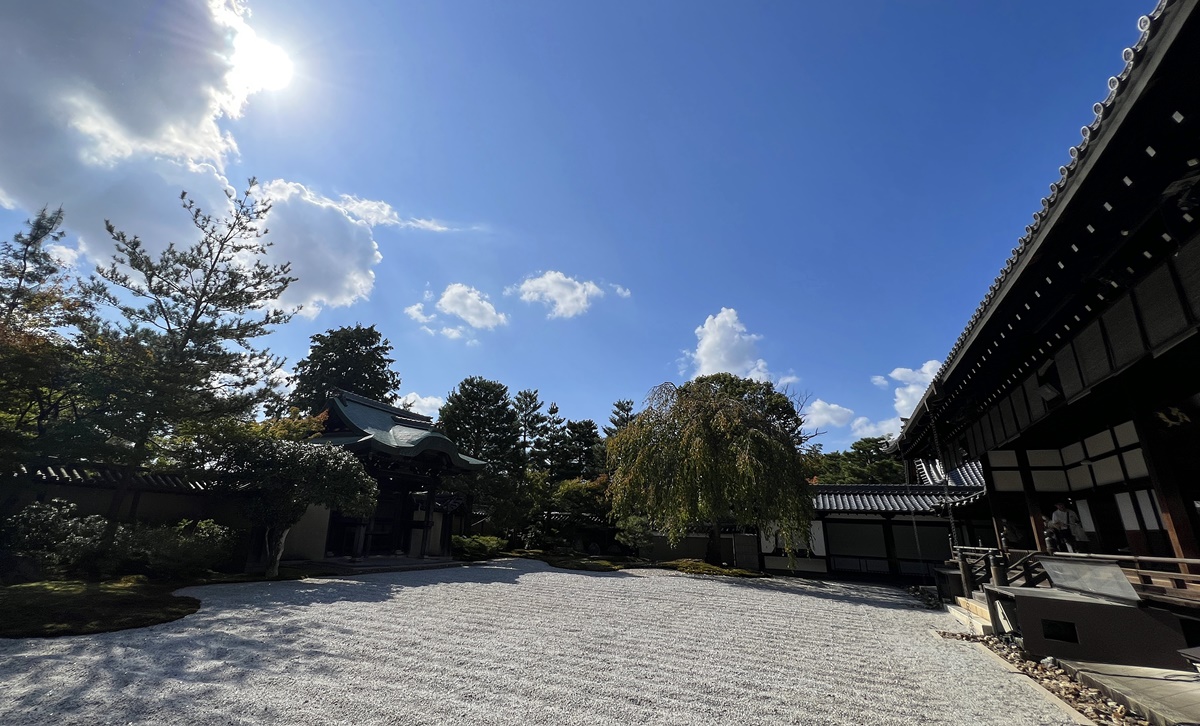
xmin=1 ymin=559 xmax=1083 ymax=725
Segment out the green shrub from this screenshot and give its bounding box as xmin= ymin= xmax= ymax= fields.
xmin=1 ymin=499 xmax=113 ymax=577
xmin=120 ymin=519 xmax=237 ymax=579
xmin=450 ymin=535 xmax=507 ymax=561
xmin=2 ymin=501 xmax=237 ymax=580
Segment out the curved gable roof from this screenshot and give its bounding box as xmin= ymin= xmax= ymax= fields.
xmin=320 ymin=391 xmax=486 ymax=472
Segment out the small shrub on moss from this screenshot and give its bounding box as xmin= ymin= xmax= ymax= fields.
xmin=121 ymin=519 xmax=237 ymax=579
xmin=451 ymin=535 xmax=507 ymax=561
xmin=2 ymin=499 xmax=113 ymax=577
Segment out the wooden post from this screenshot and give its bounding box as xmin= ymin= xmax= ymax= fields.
xmin=989 ymin=552 xmax=1008 ymax=587
xmin=881 ymin=516 xmax=900 ymax=576
xmin=958 ymin=551 xmax=973 ymax=596
xmin=1014 ymin=450 xmax=1048 ymax=552
xmin=1134 ymin=415 xmax=1200 ymax=570
xmin=419 ymin=488 xmax=435 ymax=558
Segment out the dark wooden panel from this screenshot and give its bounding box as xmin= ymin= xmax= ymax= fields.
xmin=1024 ymin=375 xmax=1045 ymax=422
xmin=989 ymin=406 xmax=1006 ymax=445
xmin=1173 ymin=238 xmax=1200 ymax=319
xmin=1135 ymin=265 xmax=1189 ymax=348
xmin=981 ymin=408 xmax=995 ymax=450
xmin=1075 ymin=320 xmax=1110 ymax=386
xmin=1102 ymin=294 xmax=1144 ymax=369
xmin=999 ymin=394 xmax=1017 ymax=440
xmin=1056 ymin=344 xmax=1084 ymax=400
xmin=1011 ymin=385 xmax=1031 ymax=431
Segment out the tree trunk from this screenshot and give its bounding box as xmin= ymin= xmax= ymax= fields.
xmin=265 ymin=526 xmax=290 ymax=578
xmin=705 ymin=522 xmax=723 ymax=566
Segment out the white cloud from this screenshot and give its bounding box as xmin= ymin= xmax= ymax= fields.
xmin=404 ymin=303 xmax=436 ymax=324
xmin=401 ymin=218 xmax=452 ymax=232
xmin=440 ymin=326 xmax=464 ymax=340
xmin=806 ymin=399 xmax=855 ymax=428
xmin=509 ymin=271 xmax=605 ymax=319
xmin=853 ymin=359 xmax=941 ymax=437
xmin=398 ymin=392 xmax=444 ymax=418
xmin=687 ymin=307 xmax=773 ymax=383
xmin=419 ymin=326 xmax=435 ymax=336
xmin=851 ymin=416 xmax=902 ymax=438
xmin=337 ymin=195 xmax=454 ymax=232
xmin=45 ymin=243 xmax=80 ymax=268
xmin=778 ymin=374 xmax=800 ymax=387
xmin=0 ymin=0 xmax=436 ymax=320
xmin=611 ymin=284 xmax=632 ymax=298
xmin=888 ymin=360 xmax=941 ymax=418
xmin=257 ymin=180 xmax=383 ymax=316
xmin=436 ymin=283 xmax=507 ymax=329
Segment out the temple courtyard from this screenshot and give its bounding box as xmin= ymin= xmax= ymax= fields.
xmin=0 ymin=559 xmax=1080 ymax=725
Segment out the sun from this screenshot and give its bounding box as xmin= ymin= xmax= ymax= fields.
xmin=231 ymin=30 xmax=294 ymax=93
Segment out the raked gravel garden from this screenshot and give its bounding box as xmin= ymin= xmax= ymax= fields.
xmin=0 ymin=558 xmax=1079 ymax=725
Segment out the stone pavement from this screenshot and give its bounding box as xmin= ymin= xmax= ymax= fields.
xmin=1062 ymin=659 xmax=1200 ymax=726
xmin=1 ymin=559 xmax=1083 ymax=725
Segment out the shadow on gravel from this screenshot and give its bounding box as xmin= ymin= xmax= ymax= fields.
xmin=722 ymin=576 xmax=924 ymax=611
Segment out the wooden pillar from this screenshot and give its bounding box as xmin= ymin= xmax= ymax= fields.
xmin=882 ymin=516 xmax=899 ymax=576
xmin=1134 ymin=415 xmax=1200 ymax=564
xmin=1014 ymin=450 xmax=1047 ymax=552
xmin=981 ymin=457 xmax=1007 ymax=552
xmin=418 ymin=487 xmax=435 ymax=558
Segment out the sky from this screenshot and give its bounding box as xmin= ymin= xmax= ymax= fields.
xmin=0 ymin=0 xmax=1156 ymax=450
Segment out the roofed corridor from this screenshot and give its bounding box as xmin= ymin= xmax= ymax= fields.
xmin=1 ymin=559 xmax=1079 ymax=725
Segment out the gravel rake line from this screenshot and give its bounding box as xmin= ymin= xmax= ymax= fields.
xmin=0 ymin=559 xmax=1081 ymax=725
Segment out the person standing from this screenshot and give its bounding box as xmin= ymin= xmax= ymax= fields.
xmin=1051 ymin=502 xmax=1089 ymax=553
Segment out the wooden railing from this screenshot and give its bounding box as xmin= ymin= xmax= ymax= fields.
xmin=952 ymin=546 xmax=1200 ymax=607
xmin=1049 ymin=551 xmax=1200 ymax=606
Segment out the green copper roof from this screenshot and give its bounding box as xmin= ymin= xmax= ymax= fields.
xmin=317 ymin=391 xmax=485 ymax=472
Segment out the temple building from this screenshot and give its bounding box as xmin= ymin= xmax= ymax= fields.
xmin=293 ymin=390 xmax=485 ymax=560
xmin=897 ymin=0 xmax=1200 ymax=565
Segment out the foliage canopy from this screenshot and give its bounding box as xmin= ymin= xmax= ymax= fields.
xmin=607 ymin=373 xmax=816 ymax=558
xmin=289 ymin=324 xmax=402 ymax=415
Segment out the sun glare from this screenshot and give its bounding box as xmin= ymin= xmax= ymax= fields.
xmin=231 ymin=30 xmax=294 ymax=93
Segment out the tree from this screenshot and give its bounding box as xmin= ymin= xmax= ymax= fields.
xmin=817 ymin=436 xmax=905 ymax=485
xmin=217 ymin=435 xmax=377 ymax=577
xmin=607 ymin=373 xmax=816 ymax=565
xmin=0 ymin=208 xmax=88 ymax=470
xmin=602 ymin=399 xmax=635 ymax=438
xmin=563 ymin=419 xmax=603 ymax=481
xmin=289 ymin=324 xmax=401 ymax=415
xmin=63 ymin=182 xmax=295 ymax=524
xmin=513 ymin=388 xmax=548 ymax=469
xmin=437 ymin=377 xmax=524 ymax=531
xmin=543 ymin=402 xmax=572 ymax=481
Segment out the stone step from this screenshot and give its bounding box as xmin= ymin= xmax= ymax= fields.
xmin=947 ymin=603 xmax=994 ymax=636
xmin=955 ymin=595 xmax=992 ymax=622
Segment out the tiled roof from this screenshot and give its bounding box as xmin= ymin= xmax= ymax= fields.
xmin=902 ymin=0 xmax=1180 ymax=442
xmin=319 ymin=390 xmax=486 ymax=471
xmin=914 ymin=459 xmax=986 ymax=489
xmin=933 ymin=1 xmax=1173 ymax=384
xmin=11 ymin=462 xmax=212 ymax=492
xmin=815 ymin=483 xmax=985 ymax=515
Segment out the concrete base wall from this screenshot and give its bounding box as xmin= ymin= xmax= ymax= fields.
xmin=283 ymin=505 xmax=331 ymax=560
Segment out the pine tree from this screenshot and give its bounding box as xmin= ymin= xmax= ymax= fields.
xmin=289 ymin=324 xmax=402 ymax=414
xmin=602 ymin=398 xmax=635 ymax=438
xmin=513 ymin=388 xmax=548 ymax=470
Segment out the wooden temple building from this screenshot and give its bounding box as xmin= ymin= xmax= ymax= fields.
xmin=894 ymin=0 xmax=1200 ymax=668
xmin=897 ymin=0 xmax=1200 ymax=568
xmin=3 ymin=391 xmax=484 ymax=564
xmin=295 ymin=390 xmax=485 ymax=560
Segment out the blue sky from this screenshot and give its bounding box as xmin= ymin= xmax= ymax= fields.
xmin=0 ymin=1 xmax=1153 ymax=449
